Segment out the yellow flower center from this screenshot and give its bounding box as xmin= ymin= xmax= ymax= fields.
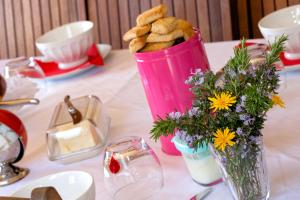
xmin=214 ymin=127 xmax=236 ymax=151
xmin=218 ymin=99 xmax=226 ymax=107
xmin=208 ymin=92 xmax=237 ymax=112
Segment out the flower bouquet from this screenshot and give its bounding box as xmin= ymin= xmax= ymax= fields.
xmin=151 ymin=36 xmax=287 ymax=200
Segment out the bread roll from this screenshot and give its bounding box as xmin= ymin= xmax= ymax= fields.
xmin=147 ymin=29 xmax=183 ymax=43
xmin=136 ymin=4 xmax=167 ymax=26
xmin=123 ymin=25 xmax=151 ymax=41
xmin=151 ymin=17 xmax=176 ymax=34
xmin=129 ymin=35 xmax=148 ymax=53
xmin=141 ymin=41 xmax=174 ymax=52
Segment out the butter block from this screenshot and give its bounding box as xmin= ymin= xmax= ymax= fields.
xmin=55 ymin=120 xmax=100 ymax=155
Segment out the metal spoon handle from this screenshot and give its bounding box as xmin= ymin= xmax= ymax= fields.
xmin=0 ymin=197 xmax=29 ymax=200
xmin=0 ymin=98 xmax=39 ymax=106
xmin=64 ymin=95 xmax=82 ymax=124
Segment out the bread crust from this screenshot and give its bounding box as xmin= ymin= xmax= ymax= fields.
xmin=147 ymin=29 xmax=183 ymax=43
xmin=129 ymin=35 xmax=148 ymax=53
xmin=183 ymin=28 xmax=195 ymax=41
xmin=140 ymin=41 xmax=174 ymax=52
xmin=175 ymin=19 xmax=194 ymax=41
xmin=136 ymin=4 xmax=167 ymax=26
xmin=151 ymin=17 xmax=176 ymax=34
xmin=123 ymin=25 xmax=151 ymax=41
xmin=176 ymin=19 xmax=193 ymax=30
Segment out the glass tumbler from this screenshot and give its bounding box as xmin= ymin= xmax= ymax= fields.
xmin=1 ymin=57 xmax=46 ymax=112
xmin=172 ymin=136 xmax=222 ymax=186
xmin=103 ymin=136 xmax=163 ymax=200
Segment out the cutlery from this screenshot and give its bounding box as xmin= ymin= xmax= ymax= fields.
xmin=0 ymin=72 xmax=39 ymax=107
xmin=64 ymin=95 xmax=82 ymax=124
xmin=0 ymin=98 xmax=40 ymax=106
xmin=190 ymin=188 xmax=212 ymax=200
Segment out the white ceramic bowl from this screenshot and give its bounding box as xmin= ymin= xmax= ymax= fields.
xmin=11 ymin=171 xmax=95 ymax=200
xmin=258 ymin=5 xmax=300 ymax=60
xmin=36 ymin=21 xmax=94 ymax=69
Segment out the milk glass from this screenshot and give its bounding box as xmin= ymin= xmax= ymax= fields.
xmin=173 ymin=136 xmax=222 ymax=186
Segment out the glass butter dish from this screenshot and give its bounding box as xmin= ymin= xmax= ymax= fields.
xmin=46 ymin=95 xmax=110 ymax=164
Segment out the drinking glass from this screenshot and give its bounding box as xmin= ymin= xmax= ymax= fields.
xmin=103 ymin=136 xmax=163 ymax=200
xmin=1 ymin=57 xmax=46 ymax=112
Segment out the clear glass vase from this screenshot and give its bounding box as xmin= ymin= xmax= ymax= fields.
xmin=210 ymin=137 xmax=270 ymax=200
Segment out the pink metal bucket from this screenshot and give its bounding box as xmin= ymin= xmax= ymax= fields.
xmin=135 ymin=31 xmax=210 ymax=155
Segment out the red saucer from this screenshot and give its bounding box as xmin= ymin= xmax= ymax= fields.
xmin=237 ymin=42 xmax=300 ymax=70
xmin=279 ymin=52 xmax=300 ymax=66
xmin=34 ymin=44 xmax=104 ymax=78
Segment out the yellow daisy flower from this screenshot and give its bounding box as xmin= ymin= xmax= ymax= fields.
xmin=272 ymin=95 xmax=285 ymax=108
xmin=214 ymin=127 xmax=236 ymax=151
xmin=208 ymin=92 xmax=237 ymax=112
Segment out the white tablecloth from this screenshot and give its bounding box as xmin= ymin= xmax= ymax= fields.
xmin=1 ymin=40 xmax=300 ymax=200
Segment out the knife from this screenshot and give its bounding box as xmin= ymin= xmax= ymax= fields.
xmin=190 ymin=188 xmax=212 ymax=200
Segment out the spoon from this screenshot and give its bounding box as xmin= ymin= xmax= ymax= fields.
xmin=0 ymin=98 xmax=39 ymax=106
xmin=0 ymin=73 xmax=40 ymax=106
xmin=64 ymin=95 xmax=82 ymax=124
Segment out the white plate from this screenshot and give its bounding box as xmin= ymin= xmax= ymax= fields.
xmin=11 ymin=171 xmax=95 ymax=200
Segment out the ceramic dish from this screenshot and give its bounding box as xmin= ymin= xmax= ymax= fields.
xmin=36 ymin=21 xmax=94 ymax=69
xmin=38 ymin=43 xmax=111 ymax=81
xmin=258 ymin=5 xmax=300 ymax=60
xmin=11 ymin=171 xmax=95 ymax=200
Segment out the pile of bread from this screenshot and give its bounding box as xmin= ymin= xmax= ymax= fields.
xmin=123 ymin=4 xmax=194 ymax=53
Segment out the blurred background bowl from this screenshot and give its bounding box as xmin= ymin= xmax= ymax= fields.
xmin=258 ymin=5 xmax=300 ymax=60
xmin=36 ymin=21 xmax=94 ymax=69
xmin=11 ymin=171 xmax=95 ymax=200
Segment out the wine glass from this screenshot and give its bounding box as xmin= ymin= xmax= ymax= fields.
xmin=103 ymin=136 xmax=163 ymax=200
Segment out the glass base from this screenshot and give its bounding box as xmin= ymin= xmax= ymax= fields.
xmin=209 ymin=138 xmax=270 ymax=200
xmin=0 ymin=164 xmax=29 ymax=186
xmin=192 ymin=178 xmax=223 ymax=187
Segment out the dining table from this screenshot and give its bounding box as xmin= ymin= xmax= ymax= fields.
xmin=0 ymin=39 xmax=299 ymax=200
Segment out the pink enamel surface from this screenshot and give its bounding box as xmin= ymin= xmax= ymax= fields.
xmin=135 ymin=31 xmax=210 ymax=155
